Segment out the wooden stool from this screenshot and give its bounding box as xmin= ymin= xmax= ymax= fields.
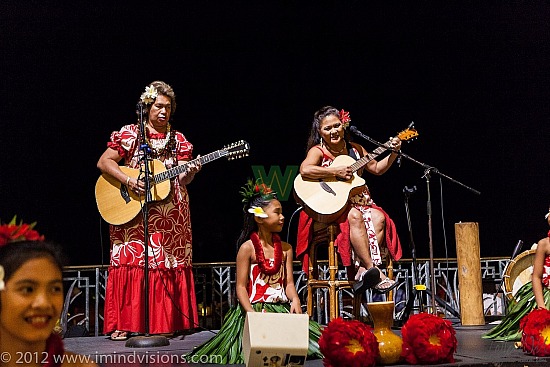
xmin=306 ymin=222 xmax=361 ymax=321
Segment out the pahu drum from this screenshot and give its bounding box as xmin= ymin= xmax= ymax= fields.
xmin=503 ymin=249 xmax=536 ymax=301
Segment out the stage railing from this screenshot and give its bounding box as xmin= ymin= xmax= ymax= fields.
xmin=61 ymin=257 xmax=509 ymax=336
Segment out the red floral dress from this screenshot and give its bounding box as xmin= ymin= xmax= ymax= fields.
xmin=542 ymin=255 xmax=550 ymax=288
xmin=296 ymin=146 xmax=400 ymax=271
xmin=248 ymin=260 xmax=289 ymax=304
xmin=103 ymin=124 xmax=198 ymax=334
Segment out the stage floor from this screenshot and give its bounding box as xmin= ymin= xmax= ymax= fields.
xmin=64 ymin=323 xmax=549 ymax=366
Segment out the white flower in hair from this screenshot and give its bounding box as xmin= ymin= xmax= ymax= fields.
xmin=0 ymin=265 xmax=4 ymax=291
xmin=248 ymin=206 xmax=268 ymax=218
xmin=140 ymin=85 xmax=159 ymax=105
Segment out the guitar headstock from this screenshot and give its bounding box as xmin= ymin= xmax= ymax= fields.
xmin=396 ymin=128 xmax=419 ymax=142
xmin=224 ymin=140 xmax=250 ymax=160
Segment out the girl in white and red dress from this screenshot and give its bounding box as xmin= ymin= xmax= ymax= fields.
xmin=483 ymin=207 xmax=550 ymax=341
xmin=186 ymin=180 xmax=322 ymax=364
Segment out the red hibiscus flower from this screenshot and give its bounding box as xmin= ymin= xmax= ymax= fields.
xmin=318 ymin=317 xmax=379 ymax=367
xmin=0 ymin=216 xmax=44 ymax=246
xmin=401 ymin=313 xmax=457 ymax=364
xmin=520 ymin=308 xmax=550 ymax=356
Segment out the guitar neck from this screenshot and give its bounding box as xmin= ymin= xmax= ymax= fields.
xmin=153 ymin=150 xmax=227 ymax=183
xmin=350 ymin=145 xmax=388 ymax=173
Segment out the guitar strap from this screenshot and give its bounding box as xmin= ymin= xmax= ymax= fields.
xmin=347 ymin=142 xmax=362 ymax=160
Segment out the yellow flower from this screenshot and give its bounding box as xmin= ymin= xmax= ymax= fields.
xmin=248 ymin=206 xmax=268 ymax=218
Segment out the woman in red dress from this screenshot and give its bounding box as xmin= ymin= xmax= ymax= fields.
xmin=97 ymin=81 xmax=200 ymax=340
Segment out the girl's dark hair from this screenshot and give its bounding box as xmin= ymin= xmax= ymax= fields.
xmin=236 ymin=193 xmax=278 ymax=247
xmin=305 ymin=105 xmax=352 ymax=152
xmin=0 ymin=241 xmax=66 ymax=282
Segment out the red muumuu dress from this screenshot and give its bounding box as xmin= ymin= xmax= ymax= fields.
xmin=103 ymin=124 xmax=198 ymax=334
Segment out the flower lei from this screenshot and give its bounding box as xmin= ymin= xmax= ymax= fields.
xmin=140 ymin=85 xmax=158 ymax=105
xmin=339 ymin=109 xmax=351 ymax=129
xmin=318 ymin=317 xmax=379 ymax=367
xmin=0 ymin=216 xmax=45 ymax=291
xmin=520 ymin=308 xmax=550 ymax=356
xmin=400 ymin=312 xmax=457 ymax=364
xmin=250 ymin=232 xmax=282 ymax=276
xmin=144 ymin=123 xmax=175 ymax=158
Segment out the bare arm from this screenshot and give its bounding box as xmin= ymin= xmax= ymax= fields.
xmin=236 ymin=241 xmax=254 ymax=312
xmin=97 ymin=148 xmax=145 ymax=193
xmin=363 ymin=138 xmax=401 ymax=176
xmin=532 ymin=238 xmax=550 ymax=309
xmin=299 ymin=146 xmax=352 ymax=180
xmin=177 ymin=157 xmax=201 ymax=186
xmin=282 ymin=242 xmax=302 ymax=314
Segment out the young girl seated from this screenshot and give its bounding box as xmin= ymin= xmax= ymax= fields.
xmin=186 ymin=179 xmax=322 ymax=363
xmin=0 ymin=237 xmax=98 ymax=366
xmin=483 ymin=206 xmax=550 ymax=341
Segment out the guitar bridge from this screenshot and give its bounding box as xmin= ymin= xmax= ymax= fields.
xmin=320 ymin=181 xmax=336 ymax=196
xmin=120 ymin=185 xmax=131 ymax=204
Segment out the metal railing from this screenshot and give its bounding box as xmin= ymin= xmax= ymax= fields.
xmin=61 ymin=257 xmax=509 ymax=336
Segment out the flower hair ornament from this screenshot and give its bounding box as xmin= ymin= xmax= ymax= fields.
xmin=339 ymin=109 xmax=351 ymax=129
xmin=140 ymin=85 xmax=159 ymax=105
xmin=0 ymin=216 xmax=45 ymax=291
xmin=239 ymin=178 xmax=277 ymax=216
xmin=0 ymin=215 xmax=44 ymax=246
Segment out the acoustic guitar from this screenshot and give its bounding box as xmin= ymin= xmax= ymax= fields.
xmin=95 ymin=140 xmax=250 ymax=225
xmin=293 ymin=128 xmax=418 ymax=223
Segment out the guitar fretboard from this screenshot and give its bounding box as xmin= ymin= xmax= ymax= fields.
xmin=349 ymin=144 xmax=389 ymax=173
xmin=153 ymin=150 xmax=227 ymax=183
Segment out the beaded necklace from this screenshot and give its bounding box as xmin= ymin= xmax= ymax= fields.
xmin=144 ymin=123 xmax=175 ymax=158
xmin=250 ymin=232 xmax=283 ymax=276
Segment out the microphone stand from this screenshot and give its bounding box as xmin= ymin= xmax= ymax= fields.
xmin=350 ymin=126 xmax=480 ymax=316
xmin=125 ymin=103 xmax=169 ymax=348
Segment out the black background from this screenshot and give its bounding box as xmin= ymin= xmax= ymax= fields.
xmin=2 ymin=2 xmax=549 ymax=266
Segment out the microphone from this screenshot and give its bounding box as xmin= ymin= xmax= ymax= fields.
xmin=349 ymin=125 xmax=360 ymax=135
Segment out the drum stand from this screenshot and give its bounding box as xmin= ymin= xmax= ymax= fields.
xmin=485 ymin=240 xmax=523 ymax=316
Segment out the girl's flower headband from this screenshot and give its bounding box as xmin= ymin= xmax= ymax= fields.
xmin=339 ymin=109 xmax=351 ymax=129
xmin=0 ymin=216 xmax=44 ymax=291
xmin=140 ymin=85 xmax=159 ymax=105
xmin=240 ymin=179 xmax=276 ymax=213
xmin=0 ymin=216 xmax=44 ymax=247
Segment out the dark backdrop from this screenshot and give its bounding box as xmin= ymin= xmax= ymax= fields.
xmin=1 ymin=2 xmax=549 ymax=266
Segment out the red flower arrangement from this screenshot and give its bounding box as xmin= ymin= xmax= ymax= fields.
xmin=318 ymin=317 xmax=379 ymax=367
xmin=0 ymin=216 xmax=44 ymax=246
xmin=401 ymin=313 xmax=457 ymax=364
xmin=520 ymin=308 xmax=550 ymax=356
